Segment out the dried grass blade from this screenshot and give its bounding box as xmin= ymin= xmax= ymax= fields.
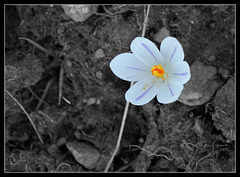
xmin=5 ymin=89 xmax=44 ymax=144
xmin=58 ymin=65 xmax=64 ymax=105
xmin=34 ymin=77 xmax=54 ymax=112
xmin=18 ymin=37 xmax=52 ymax=56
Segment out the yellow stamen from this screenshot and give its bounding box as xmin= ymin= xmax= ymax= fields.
xmin=151 ymin=64 xmax=167 ymax=80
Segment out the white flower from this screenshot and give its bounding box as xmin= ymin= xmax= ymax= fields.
xmin=110 ymin=37 xmax=191 ymax=106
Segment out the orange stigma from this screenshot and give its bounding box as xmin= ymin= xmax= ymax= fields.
xmin=151 ymin=64 xmax=166 ymax=80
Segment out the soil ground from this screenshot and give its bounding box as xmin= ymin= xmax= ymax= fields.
xmin=5 ymin=5 xmax=235 ymax=172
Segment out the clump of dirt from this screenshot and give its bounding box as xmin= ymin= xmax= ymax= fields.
xmin=212 ymin=77 xmax=235 ymax=142
xmin=5 ymin=5 xmax=235 ymax=172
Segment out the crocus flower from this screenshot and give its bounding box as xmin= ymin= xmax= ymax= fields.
xmin=110 ymin=37 xmax=191 ymax=106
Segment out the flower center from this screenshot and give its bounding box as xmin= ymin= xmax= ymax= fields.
xmin=151 ymin=64 xmax=166 ymax=80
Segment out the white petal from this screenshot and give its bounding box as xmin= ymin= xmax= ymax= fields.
xmin=110 ymin=53 xmax=152 ymax=81
xmin=125 ymin=76 xmax=161 ymax=106
xmin=130 ymin=37 xmax=164 ymax=68
xmin=157 ymin=82 xmax=183 ymax=104
xmin=169 ymin=61 xmax=191 ymax=85
xmin=160 ymin=37 xmax=184 ymax=63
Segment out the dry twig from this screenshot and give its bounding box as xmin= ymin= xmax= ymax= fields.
xmin=27 ymin=86 xmax=49 ymax=106
xmin=129 ymin=145 xmax=174 ymax=161
xmin=58 ymin=65 xmax=64 ymax=105
xmin=5 ymin=89 xmax=44 ymax=144
xmin=55 ymin=162 xmax=72 ymax=172
xmin=34 ymin=77 xmax=54 ymax=112
xmin=18 ymin=37 xmax=53 ymax=56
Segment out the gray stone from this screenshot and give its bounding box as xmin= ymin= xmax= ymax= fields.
xmin=211 ymin=77 xmax=235 ymax=142
xmin=153 ymin=27 xmax=170 ymax=43
xmin=87 ymin=97 xmax=96 ymax=105
xmin=47 ymin=144 xmax=58 ymax=156
xmin=95 ymin=48 xmax=105 ymax=59
xmin=178 ymin=61 xmax=222 ymax=106
xmin=208 ymin=54 xmax=216 ymax=63
xmin=61 ymin=5 xmax=98 ymax=22
xmin=57 ymin=26 xmax=65 ymax=35
xmin=230 ymin=27 xmax=235 ymax=36
xmin=95 ymin=71 xmax=103 ymax=80
xmin=57 ymin=137 xmax=67 ymax=147
xmin=66 ymin=141 xmax=100 ymax=170
xmin=209 ymin=22 xmax=216 ymax=29
xmin=194 ymin=118 xmax=204 ymax=136
xmin=96 ymin=99 xmax=101 ymax=105
xmin=66 ymin=60 xmax=72 ymax=67
xmin=74 ymin=130 xmax=82 ymax=140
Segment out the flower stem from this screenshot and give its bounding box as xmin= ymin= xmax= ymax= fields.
xmin=141 ymin=5 xmax=151 ymax=38
xmin=104 ymin=5 xmax=151 ymax=172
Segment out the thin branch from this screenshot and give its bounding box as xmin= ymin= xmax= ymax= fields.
xmin=55 ymin=162 xmax=72 ymax=172
xmin=58 ymin=65 xmax=64 ymax=105
xmin=38 ymin=110 xmax=55 ymax=123
xmin=194 ymin=150 xmax=215 ymax=171
xmin=62 ymin=95 xmax=71 ymax=104
xmin=104 ymin=5 xmax=151 ymax=172
xmin=34 ymin=77 xmax=54 ymax=112
xmin=129 ymin=145 xmax=174 ymax=161
xmin=27 ymin=86 xmax=49 ymax=106
xmin=5 ymin=89 xmax=44 ymax=144
xmin=103 ymin=5 xmax=128 ymax=16
xmin=18 ymin=37 xmax=53 ymax=56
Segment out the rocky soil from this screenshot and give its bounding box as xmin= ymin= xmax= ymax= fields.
xmin=5 ymin=5 xmax=235 ymax=172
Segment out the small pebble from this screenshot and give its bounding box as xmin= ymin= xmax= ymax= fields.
xmin=83 ymin=99 xmax=88 ymax=104
xmin=47 ymin=144 xmax=58 ymax=155
xmin=95 ymin=48 xmax=105 ymax=59
xmin=87 ymin=97 xmax=96 ymax=105
xmin=138 ymin=138 xmax=144 ymax=144
xmin=230 ymin=27 xmax=235 ymax=36
xmin=153 ymin=27 xmax=170 ymax=43
xmin=96 ymin=99 xmax=101 ymax=105
xmin=209 ymin=22 xmax=216 ymax=30
xmin=57 ymin=137 xmax=67 ymax=147
xmin=194 ymin=118 xmax=204 ymax=136
xmin=66 ymin=60 xmax=72 ymax=67
xmin=189 ymin=111 xmax=194 ymax=119
xmin=74 ymin=130 xmax=82 ymax=140
xmin=77 ymin=124 xmax=84 ymax=130
xmin=61 ymin=5 xmax=97 ymax=22
xmin=95 ymin=71 xmax=103 ymax=80
xmin=57 ymin=26 xmax=65 ymax=34
xmin=66 ymin=141 xmax=100 ymax=170
xmin=208 ymin=54 xmax=216 ymax=63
